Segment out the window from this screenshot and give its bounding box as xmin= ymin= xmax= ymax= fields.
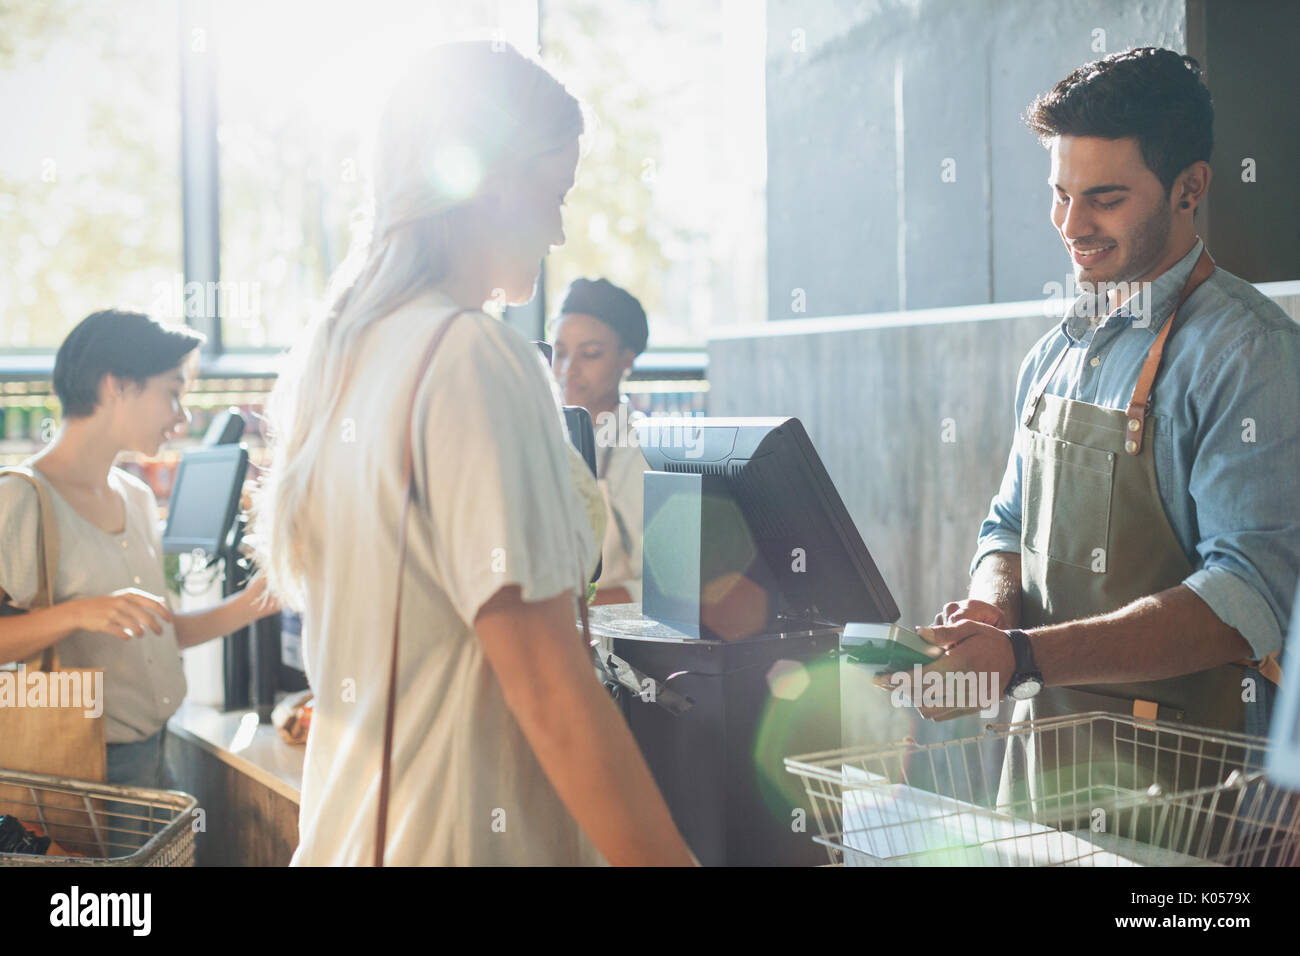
xmin=541 ymin=0 xmax=766 ymax=347
xmin=0 ymin=0 xmax=182 ymax=350
xmin=213 ymin=0 xmax=539 ymax=348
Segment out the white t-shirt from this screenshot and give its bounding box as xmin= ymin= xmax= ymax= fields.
xmin=290 ymin=291 xmax=605 ymax=866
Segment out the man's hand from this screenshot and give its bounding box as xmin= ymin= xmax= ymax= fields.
xmin=874 ymin=621 xmax=1014 ymax=722
xmin=932 ymin=598 xmax=1005 ymax=628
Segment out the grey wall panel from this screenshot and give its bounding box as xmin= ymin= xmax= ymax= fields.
xmin=766 ymin=2 xmax=900 ymax=318
xmin=896 ymin=9 xmax=991 ymax=309
xmin=766 ymin=0 xmax=1189 ymax=318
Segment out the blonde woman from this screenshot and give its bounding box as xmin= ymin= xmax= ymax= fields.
xmin=255 ymin=42 xmax=693 ymax=866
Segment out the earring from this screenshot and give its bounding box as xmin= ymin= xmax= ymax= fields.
xmin=1181 ymin=201 xmax=1191 ymax=209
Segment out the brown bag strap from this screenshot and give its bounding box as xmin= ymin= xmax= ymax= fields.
xmin=0 ymin=465 xmax=62 ymax=672
xmin=374 ymin=308 xmax=465 ymax=866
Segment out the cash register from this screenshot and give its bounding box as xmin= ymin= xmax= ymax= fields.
xmin=589 ymin=415 xmax=901 ymax=866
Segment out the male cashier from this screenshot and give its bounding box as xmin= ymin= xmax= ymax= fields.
xmin=911 ymin=50 xmax=1298 ymax=760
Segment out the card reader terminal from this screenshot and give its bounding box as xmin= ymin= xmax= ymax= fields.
xmin=841 ymin=622 xmax=943 ymax=672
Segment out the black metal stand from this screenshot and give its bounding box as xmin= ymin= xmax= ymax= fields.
xmin=587 ymin=605 xmax=841 ymax=867
xmin=219 ymin=513 xmax=281 ymax=718
xmin=220 ymin=516 xmax=251 ymax=712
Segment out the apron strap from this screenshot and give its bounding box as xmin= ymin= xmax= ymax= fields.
xmin=1123 ymin=248 xmax=1216 ymax=456
xmin=1020 ymin=339 xmax=1074 ymax=428
xmin=1249 ymin=650 xmax=1283 ymax=688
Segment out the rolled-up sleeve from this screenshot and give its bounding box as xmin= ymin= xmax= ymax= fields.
xmin=970 ymin=350 xmax=1041 ymax=577
xmin=1184 ymin=327 xmax=1300 ymax=659
xmin=970 ymin=439 xmax=1024 ymax=577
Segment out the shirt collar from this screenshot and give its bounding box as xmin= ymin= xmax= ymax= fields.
xmin=1059 ymin=238 xmax=1205 ymax=343
xmin=1126 ymin=238 xmax=1205 ymax=337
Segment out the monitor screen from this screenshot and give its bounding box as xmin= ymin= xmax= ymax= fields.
xmin=635 ymin=416 xmax=899 ymax=628
xmin=163 ymin=444 xmax=249 ymax=555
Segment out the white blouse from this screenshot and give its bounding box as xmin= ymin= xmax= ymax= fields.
xmin=0 ymin=466 xmax=186 ymax=744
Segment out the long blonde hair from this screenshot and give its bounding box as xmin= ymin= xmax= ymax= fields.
xmin=253 ymin=42 xmax=583 ymax=609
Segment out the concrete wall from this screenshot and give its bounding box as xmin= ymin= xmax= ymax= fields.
xmin=765 ymin=0 xmax=1188 ymax=319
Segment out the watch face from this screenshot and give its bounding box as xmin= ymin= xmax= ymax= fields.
xmin=1010 ymin=678 xmax=1043 ymax=700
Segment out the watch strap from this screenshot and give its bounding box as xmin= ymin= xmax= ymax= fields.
xmin=1006 ymin=629 xmax=1036 ymax=675
xmin=1004 ymin=628 xmax=1043 ymax=698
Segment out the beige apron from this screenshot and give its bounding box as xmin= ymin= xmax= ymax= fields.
xmin=998 ymin=250 xmax=1282 ymax=826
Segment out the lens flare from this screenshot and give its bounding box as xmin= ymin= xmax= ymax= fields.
xmin=750 ymin=651 xmax=841 ymax=825
xmin=426 ymin=142 xmax=483 ymax=202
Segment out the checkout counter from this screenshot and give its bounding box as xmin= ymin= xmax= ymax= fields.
xmin=165 ymin=700 xmax=302 ymax=866
xmin=157 ymin=412 xmax=305 ymax=865
xmin=163 ymin=414 xmax=900 ymax=867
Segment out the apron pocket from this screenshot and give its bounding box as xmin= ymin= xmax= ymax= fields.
xmin=1022 ymin=432 xmax=1115 ymax=572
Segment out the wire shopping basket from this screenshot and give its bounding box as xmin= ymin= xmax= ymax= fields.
xmin=785 ymin=712 xmax=1300 ymax=866
xmin=0 ymin=768 xmax=198 ymax=867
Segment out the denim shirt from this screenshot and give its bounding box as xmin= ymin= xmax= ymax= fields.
xmin=971 ymin=239 xmax=1300 ymax=661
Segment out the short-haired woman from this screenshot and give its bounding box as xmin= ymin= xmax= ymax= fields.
xmin=0 ymin=309 xmax=278 ymax=788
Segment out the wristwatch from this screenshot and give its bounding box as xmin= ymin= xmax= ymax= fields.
xmin=1003 ymin=629 xmax=1043 ymax=700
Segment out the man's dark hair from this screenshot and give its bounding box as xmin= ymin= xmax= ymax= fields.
xmin=557 ymin=277 xmax=649 ymax=355
xmin=1024 ymin=47 xmax=1213 ymax=196
xmin=53 ymin=309 xmax=206 ymax=418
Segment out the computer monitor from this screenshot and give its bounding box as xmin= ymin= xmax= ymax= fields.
xmin=202 ymin=406 xmax=246 ymax=446
xmin=162 ymin=444 xmax=249 ymax=556
xmin=635 ymin=416 xmax=899 ymax=636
